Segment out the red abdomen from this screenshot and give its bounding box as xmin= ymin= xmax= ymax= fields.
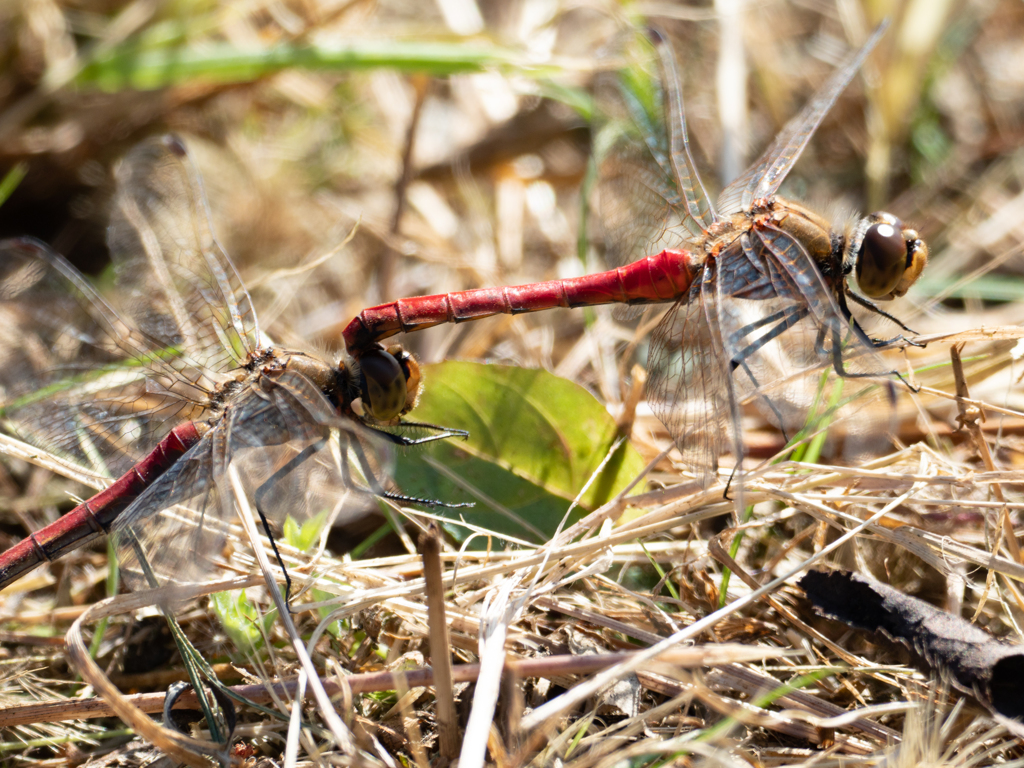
xmin=0 ymin=422 xmax=203 ymax=590
xmin=344 ymin=249 xmax=699 ymax=351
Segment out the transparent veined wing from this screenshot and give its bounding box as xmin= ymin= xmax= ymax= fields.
xmin=716 ymin=22 xmax=888 ymax=215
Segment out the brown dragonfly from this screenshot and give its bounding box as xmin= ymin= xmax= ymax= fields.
xmin=343 ymin=23 xmax=927 ymax=484
xmin=0 ymin=136 xmax=462 ymax=593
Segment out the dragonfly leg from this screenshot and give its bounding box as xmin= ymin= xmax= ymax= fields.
xmin=843 ymin=291 xmax=925 ymax=349
xmin=728 ymin=304 xmax=810 ymax=370
xmin=373 ymin=421 xmax=469 ymax=447
xmin=846 ymin=290 xmax=920 ymax=338
xmin=382 ymin=490 xmax=474 ymax=508
xmin=721 ymin=369 xmax=749 ymax=514
xmin=163 ymin=680 xmax=237 ymax=745
xmin=855 ymin=318 xmax=925 ymax=350
xmin=827 ymin=320 xmax=919 ymax=392
xmin=349 ymin=431 xmax=474 ymax=510
xmin=872 ymin=334 xmax=925 ymax=349
xmin=734 ymin=355 xmax=788 ymax=443
xmin=729 ymin=304 xmax=811 ymax=438
xmin=830 ymin=294 xmax=921 ymax=392
xmin=253 ymin=439 xmax=327 ymax=606
xmin=726 ymin=306 xmax=796 ymax=351
xmin=723 ymin=463 xmax=739 ymax=499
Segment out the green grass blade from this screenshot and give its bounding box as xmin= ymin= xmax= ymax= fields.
xmin=77 ymin=40 xmax=540 ymax=92
xmin=0 ymin=162 xmax=27 ymax=208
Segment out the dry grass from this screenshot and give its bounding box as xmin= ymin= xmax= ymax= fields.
xmin=2 ymin=0 xmax=1024 ymax=766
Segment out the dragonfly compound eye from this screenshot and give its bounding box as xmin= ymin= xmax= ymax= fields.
xmin=854 ymin=215 xmax=910 ymax=299
xmin=387 ymin=344 xmax=422 ymax=412
xmin=359 ymin=349 xmax=407 ymax=422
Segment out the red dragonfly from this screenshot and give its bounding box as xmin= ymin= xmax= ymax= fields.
xmin=0 ymin=136 xmax=460 ymax=592
xmin=343 ymin=25 xmax=928 ymax=483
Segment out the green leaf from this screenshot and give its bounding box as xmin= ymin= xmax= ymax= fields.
xmin=209 ymin=590 xmax=276 ymax=654
xmin=283 ymin=509 xmax=329 ymax=552
xmin=395 ymin=362 xmax=645 ymax=545
xmin=312 ymin=589 xmax=344 ymax=639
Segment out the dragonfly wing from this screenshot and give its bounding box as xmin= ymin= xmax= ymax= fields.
xmin=716 ymin=22 xmax=888 ymax=216
xmin=113 ymin=370 xmax=393 ymax=591
xmin=111 ymin=433 xmax=221 ymax=593
xmin=655 ymin=32 xmax=718 ymax=233
xmin=108 ymin=135 xmax=262 ymax=373
xmin=646 ymin=270 xmax=731 ymax=488
xmin=594 ymin=31 xmax=711 ymax=279
xmin=0 ymin=238 xmax=213 ymax=479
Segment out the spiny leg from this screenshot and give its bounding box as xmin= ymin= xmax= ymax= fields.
xmin=729 ymin=304 xmax=810 ymax=371
xmin=826 ymin=319 xmax=915 ymax=392
xmin=253 ymin=438 xmax=328 ymax=605
xmin=845 ymin=290 xmax=920 ymax=340
xmin=387 ymin=421 xmax=469 ymax=446
xmin=726 ymin=306 xmax=799 ymax=348
xmin=721 ymin=304 xmax=806 ymax=500
xmin=841 ymin=290 xmax=924 ymax=353
xmin=250 ymin=424 xmax=470 ymax=606
xmin=722 ymin=361 xmax=748 ymax=511
xmin=351 ymin=428 xmax=473 ymax=509
xmin=825 ymin=290 xmax=921 ymax=391
xmin=248 ymin=423 xmax=475 ymax=606
xmin=729 ymin=304 xmax=811 ymax=440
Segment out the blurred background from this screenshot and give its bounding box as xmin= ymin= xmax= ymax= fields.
xmin=2 ymin=1 xmax=1024 ymax=759
xmin=0 ymin=0 xmax=1022 ymax=468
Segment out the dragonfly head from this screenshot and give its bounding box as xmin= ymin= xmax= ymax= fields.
xmin=354 ymin=345 xmax=422 ymax=422
xmin=850 ymin=212 xmax=929 ymax=301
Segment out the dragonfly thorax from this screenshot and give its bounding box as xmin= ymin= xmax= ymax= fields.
xmin=751 ymin=197 xmax=928 ymax=303
xmin=749 ymin=197 xmax=837 ymax=272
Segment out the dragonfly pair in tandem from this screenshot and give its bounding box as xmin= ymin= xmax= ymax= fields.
xmin=0 ymin=23 xmax=927 ymax=596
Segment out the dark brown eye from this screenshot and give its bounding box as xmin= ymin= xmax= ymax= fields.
xmin=855 ymin=221 xmax=907 ymax=299
xmin=358 ymin=349 xmax=407 ymax=421
xmin=387 ymin=344 xmax=422 ymax=410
